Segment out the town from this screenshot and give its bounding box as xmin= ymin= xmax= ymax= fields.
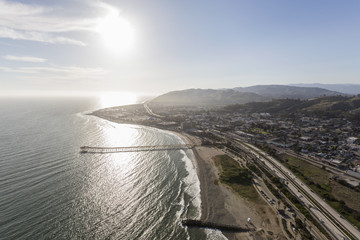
xmin=92 ymin=101 xmax=360 ymax=239
xmin=92 ymin=102 xmax=360 ymax=179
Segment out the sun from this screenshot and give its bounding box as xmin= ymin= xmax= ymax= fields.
xmin=96 ymin=10 xmax=135 ymax=54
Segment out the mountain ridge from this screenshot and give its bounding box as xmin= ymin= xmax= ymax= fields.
xmin=149 ymin=88 xmax=268 ymax=106
xmin=149 ymin=85 xmax=345 ymax=107
xmin=289 ymin=83 xmax=360 ymax=95
xmin=233 ymin=85 xmax=343 ymax=99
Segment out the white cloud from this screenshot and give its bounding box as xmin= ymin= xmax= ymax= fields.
xmin=0 ymin=0 xmax=113 ymax=46
xmin=0 ymin=27 xmax=86 ymax=46
xmin=3 ymin=55 xmax=47 ymax=63
xmin=0 ymin=66 xmax=15 ymax=72
xmin=0 ymin=65 xmax=109 ymax=80
xmin=0 ymin=1 xmax=47 ymax=16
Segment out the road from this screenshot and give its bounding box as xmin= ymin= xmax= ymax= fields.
xmin=251 ymin=165 xmax=327 ymax=240
xmin=224 ymin=144 xmax=327 ymax=239
xmin=143 ymin=102 xmax=163 ymax=118
xmin=239 ymin=141 xmax=360 ymax=240
xmin=209 ymin=130 xmax=360 ymax=240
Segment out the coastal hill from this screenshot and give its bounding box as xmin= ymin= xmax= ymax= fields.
xmin=149 ymin=85 xmax=344 ymax=107
xmin=224 ymin=95 xmax=360 ymax=122
xmin=289 ymin=83 xmax=360 ymax=95
xmin=233 ymin=85 xmax=343 ymax=100
xmin=149 ymin=89 xmax=268 ymax=106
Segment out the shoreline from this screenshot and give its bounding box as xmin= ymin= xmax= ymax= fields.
xmin=89 ymin=113 xmax=247 ymax=239
xmin=88 ymin=112 xmax=285 ymax=240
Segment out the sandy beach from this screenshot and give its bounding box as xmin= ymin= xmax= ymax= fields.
xmin=179 ymin=133 xmax=286 ymax=240
xmin=92 ymin=110 xmax=285 ymax=239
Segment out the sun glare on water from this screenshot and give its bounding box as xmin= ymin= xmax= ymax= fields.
xmin=96 ymin=8 xmax=135 ymax=54
xmin=99 ymin=92 xmax=137 ymax=108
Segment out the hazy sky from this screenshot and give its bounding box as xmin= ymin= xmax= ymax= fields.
xmin=1 ymin=0 xmax=359 ymax=96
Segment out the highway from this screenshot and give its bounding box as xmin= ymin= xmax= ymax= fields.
xmin=210 ymin=130 xmax=360 ymax=240
xmin=239 ymin=141 xmax=360 ymax=240
xmin=251 ymin=164 xmax=327 ymax=240
xmin=143 ymin=102 xmax=164 ymax=118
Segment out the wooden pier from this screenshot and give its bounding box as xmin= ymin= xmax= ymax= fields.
xmin=181 ymin=219 xmax=250 ymax=232
xmin=80 ymin=144 xmax=195 ymax=153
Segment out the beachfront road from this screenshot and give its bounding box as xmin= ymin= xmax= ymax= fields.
xmin=210 ymin=130 xmax=360 ymax=240
xmin=240 ymin=141 xmax=360 ymax=240
xmin=143 ymin=103 xmax=163 ymax=118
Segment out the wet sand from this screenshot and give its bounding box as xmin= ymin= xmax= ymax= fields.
xmin=179 ymin=133 xmax=286 ymax=240
xmin=91 ymin=112 xmax=285 ymax=239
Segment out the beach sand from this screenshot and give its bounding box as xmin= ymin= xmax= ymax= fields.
xmin=180 ymin=133 xmax=286 ymax=240
xmin=90 ymin=112 xmax=285 ymax=239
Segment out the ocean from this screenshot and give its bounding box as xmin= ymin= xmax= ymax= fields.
xmin=0 ymin=97 xmax=226 ymax=240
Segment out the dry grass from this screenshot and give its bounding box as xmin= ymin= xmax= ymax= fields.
xmin=279 ymin=153 xmax=360 ymax=228
xmin=214 ymin=154 xmax=260 ymax=202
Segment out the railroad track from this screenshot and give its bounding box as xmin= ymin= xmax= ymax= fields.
xmin=241 ymin=142 xmax=359 ymax=240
